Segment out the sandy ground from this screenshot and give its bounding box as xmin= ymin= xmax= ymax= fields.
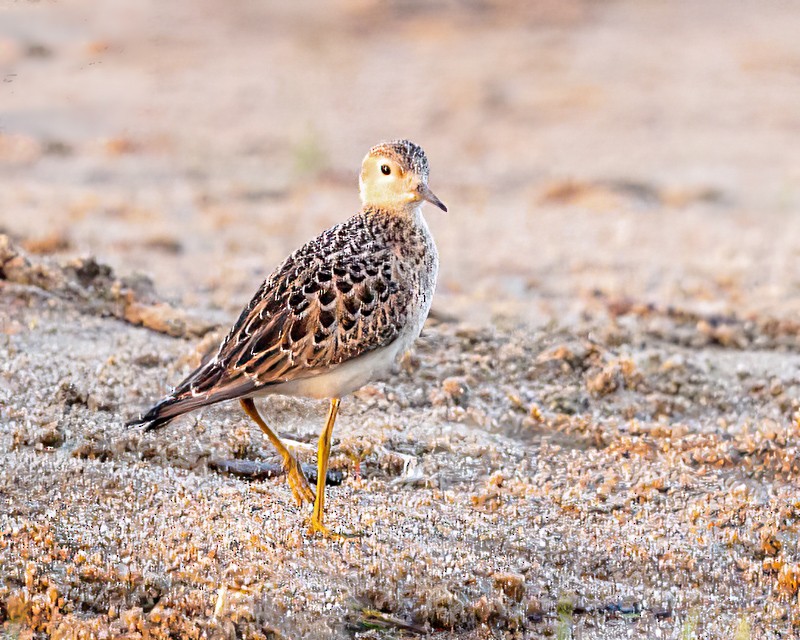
xmin=2 ymin=0 xmax=800 ymax=638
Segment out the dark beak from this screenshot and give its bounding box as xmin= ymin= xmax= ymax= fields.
xmin=418 ymin=183 xmax=447 ymax=212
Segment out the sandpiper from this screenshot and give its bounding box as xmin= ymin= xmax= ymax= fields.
xmin=128 ymin=139 xmax=446 ymax=536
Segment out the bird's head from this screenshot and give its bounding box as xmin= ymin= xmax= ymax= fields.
xmin=359 ymin=139 xmax=447 ymax=213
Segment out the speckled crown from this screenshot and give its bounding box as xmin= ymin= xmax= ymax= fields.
xmin=368 ymin=139 xmax=429 ymax=178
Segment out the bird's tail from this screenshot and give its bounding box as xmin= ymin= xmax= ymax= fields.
xmin=126 ymin=361 xmax=258 ymax=432
xmin=126 ymin=392 xmax=212 ymax=432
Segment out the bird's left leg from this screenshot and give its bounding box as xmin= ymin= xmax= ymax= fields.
xmin=309 ymin=398 xmax=340 ymax=536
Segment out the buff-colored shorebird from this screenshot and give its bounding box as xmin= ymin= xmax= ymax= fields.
xmin=128 ymin=140 xmax=446 ymax=536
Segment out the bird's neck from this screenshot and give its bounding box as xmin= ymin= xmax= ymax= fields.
xmin=361 ymin=201 xmax=424 ymax=220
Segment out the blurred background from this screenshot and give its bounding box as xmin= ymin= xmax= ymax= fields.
xmin=2 ymin=0 xmax=800 ymax=327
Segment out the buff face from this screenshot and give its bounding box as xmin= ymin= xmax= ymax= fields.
xmin=359 ymin=142 xmax=447 ymax=212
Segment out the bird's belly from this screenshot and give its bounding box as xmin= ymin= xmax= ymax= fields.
xmin=257 ymin=335 xmax=410 ymax=400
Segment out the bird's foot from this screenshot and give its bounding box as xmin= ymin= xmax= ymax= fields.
xmin=307 ymin=515 xmax=362 ymax=540
xmin=286 ymin=459 xmax=315 ymax=506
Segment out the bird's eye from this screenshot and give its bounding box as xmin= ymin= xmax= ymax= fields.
xmin=380 ymin=164 xmax=391 ymax=175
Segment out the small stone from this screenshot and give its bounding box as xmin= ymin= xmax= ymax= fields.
xmin=492 ymin=572 xmax=525 ymax=602
xmin=121 ymin=607 xmax=143 ymax=631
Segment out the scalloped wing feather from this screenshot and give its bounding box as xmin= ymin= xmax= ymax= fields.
xmin=189 ymin=211 xmax=419 ymax=397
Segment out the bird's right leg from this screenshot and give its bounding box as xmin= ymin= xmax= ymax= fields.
xmin=240 ymin=398 xmax=314 ymax=505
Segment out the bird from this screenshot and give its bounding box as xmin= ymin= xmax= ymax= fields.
xmin=127 ymin=139 xmax=446 ymax=536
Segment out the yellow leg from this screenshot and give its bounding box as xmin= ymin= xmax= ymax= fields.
xmin=309 ymin=398 xmax=340 ymax=536
xmin=240 ymin=398 xmax=314 ymax=506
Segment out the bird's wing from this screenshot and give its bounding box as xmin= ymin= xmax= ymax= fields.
xmin=187 ymin=215 xmax=414 ymax=397
xmin=128 ymin=211 xmax=427 ymax=431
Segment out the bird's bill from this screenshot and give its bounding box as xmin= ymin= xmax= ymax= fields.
xmin=417 ymin=183 xmax=448 ymax=212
